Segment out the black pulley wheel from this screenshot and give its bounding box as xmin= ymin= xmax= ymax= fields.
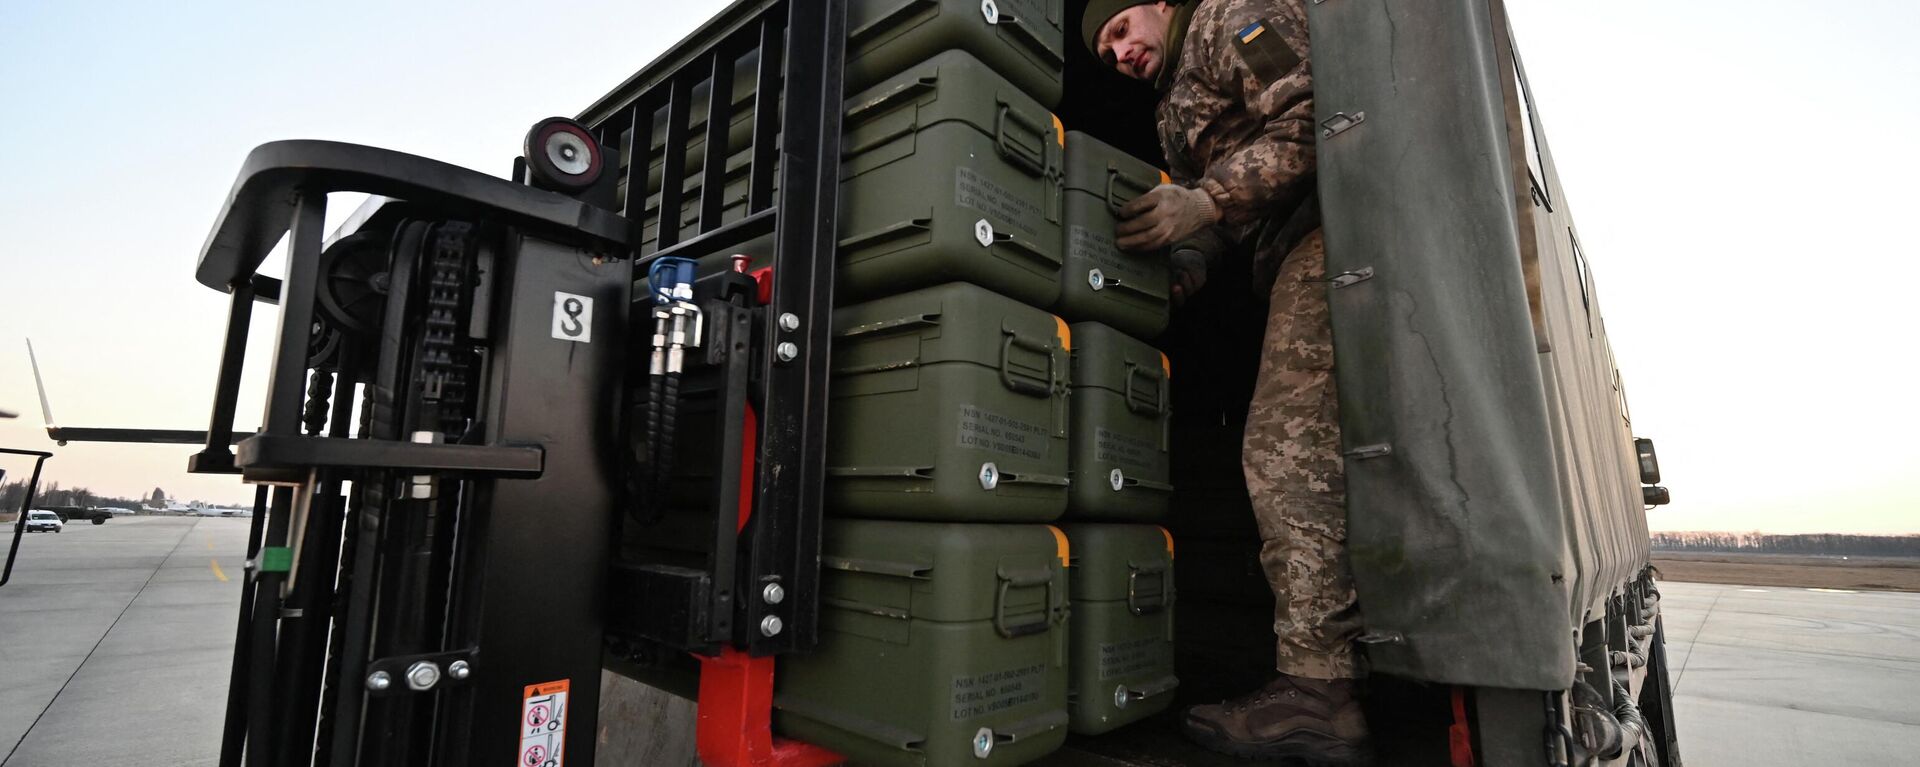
xmin=307 ymin=318 xmax=346 ymax=372
xmin=523 ymin=117 xmax=604 ymax=192
xmin=316 ymin=231 xmax=390 ymax=335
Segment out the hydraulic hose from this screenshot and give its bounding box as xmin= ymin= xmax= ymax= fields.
xmin=653 ymin=371 xmax=682 ymax=498
xmin=634 ymin=256 xmax=698 ymax=522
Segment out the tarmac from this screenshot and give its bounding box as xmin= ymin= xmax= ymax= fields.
xmin=1658 ymin=579 xmax=1920 ymax=764
xmin=2 ymin=516 xmax=1917 ymax=765
xmin=2 ymin=516 xmax=246 ymax=767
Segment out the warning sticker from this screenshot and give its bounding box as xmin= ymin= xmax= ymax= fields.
xmin=950 ymin=663 xmax=1046 ymax=720
xmin=958 ymin=404 xmax=1049 ymax=461
xmin=519 ymin=679 xmax=569 ymax=767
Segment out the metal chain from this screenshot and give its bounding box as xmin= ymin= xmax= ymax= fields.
xmin=416 ymin=223 xmax=476 ymax=439
xmin=304 ymin=369 xmax=334 ymax=436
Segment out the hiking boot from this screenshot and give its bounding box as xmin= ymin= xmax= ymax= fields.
xmin=1181 ymin=675 xmax=1370 ymax=764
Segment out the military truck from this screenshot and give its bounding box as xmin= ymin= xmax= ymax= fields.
xmin=40 ymin=504 xmax=113 ymax=525
xmin=36 ymin=0 xmax=1675 ymax=765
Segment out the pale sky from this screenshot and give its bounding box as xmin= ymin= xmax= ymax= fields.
xmin=1 ymin=1 xmax=1914 ymax=533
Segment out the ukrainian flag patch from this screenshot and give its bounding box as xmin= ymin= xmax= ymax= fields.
xmin=1233 ymin=16 xmax=1301 ymax=84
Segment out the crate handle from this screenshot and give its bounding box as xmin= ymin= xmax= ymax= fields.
xmin=994 ymin=101 xmax=1049 ymax=177
xmin=821 ymin=554 xmax=933 ymax=580
xmin=846 ymin=0 xmax=938 ymax=47
xmin=1123 ymin=362 xmax=1166 ymax=415
xmin=837 ymin=217 xmax=932 ymax=254
xmin=844 ymin=118 xmax=920 ymax=157
xmin=994 ymin=567 xmax=1056 ymax=638
xmin=1098 ymin=274 xmax=1164 ymax=302
xmin=819 ymin=596 xmax=913 ymax=620
xmin=992 ymin=232 xmax=1063 ymax=270
xmin=1117 ymin=476 xmax=1174 ymax=493
xmin=834 ymin=313 xmax=942 ymax=340
xmin=832 ymin=315 xmax=942 ymax=376
xmin=845 ymin=76 xmax=938 ymax=124
xmin=1104 ymin=164 xmax=1159 ymax=213
xmin=825 ymin=465 xmax=935 ymax=480
xmin=1126 ymin=675 xmax=1180 ymax=702
xmin=990 ymin=710 xmax=1071 ymax=746
xmin=1127 ymin=562 xmax=1173 ymax=616
xmin=999 ymin=329 xmax=1058 ymax=397
xmin=992 ymin=7 xmax=1066 ymax=68
xmin=994 ymin=469 xmax=1070 ymax=487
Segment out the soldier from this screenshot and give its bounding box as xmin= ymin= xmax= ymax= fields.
xmin=1082 ymin=0 xmax=1367 ymax=762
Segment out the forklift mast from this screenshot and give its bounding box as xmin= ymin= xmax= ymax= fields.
xmin=184 ymin=1 xmax=845 ymax=764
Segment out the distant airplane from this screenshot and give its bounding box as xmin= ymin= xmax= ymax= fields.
xmin=26 ymin=338 xmax=251 ymax=447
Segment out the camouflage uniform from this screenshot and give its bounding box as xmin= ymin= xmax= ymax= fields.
xmin=1156 ymin=0 xmax=1361 ymax=680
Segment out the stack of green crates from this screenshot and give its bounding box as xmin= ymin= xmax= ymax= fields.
xmin=773 ymin=2 xmax=1179 ymax=763
xmin=776 ymin=521 xmax=1071 ymax=766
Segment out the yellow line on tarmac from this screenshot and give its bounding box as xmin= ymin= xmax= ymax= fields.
xmin=205 ymin=538 xmax=214 ymax=550
xmin=210 ymin=558 xmax=230 ymax=582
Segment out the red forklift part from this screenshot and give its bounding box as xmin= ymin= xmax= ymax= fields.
xmin=752 ymin=266 xmax=775 ymax=306
xmin=695 ymin=649 xmax=843 ymax=767
xmin=738 ymin=403 xmax=758 ymax=532
xmin=1449 ymin=686 xmax=1478 ymax=767
xmin=695 ymin=337 xmax=840 ymax=767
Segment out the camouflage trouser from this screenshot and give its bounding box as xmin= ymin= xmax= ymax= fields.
xmin=1241 ymin=229 xmax=1363 ymax=680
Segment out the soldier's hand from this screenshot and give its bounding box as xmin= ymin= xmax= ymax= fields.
xmin=1168 ymin=228 xmax=1226 ymax=307
xmin=1169 ymin=247 xmax=1207 ymax=306
xmin=1115 ymin=184 xmax=1220 ymax=252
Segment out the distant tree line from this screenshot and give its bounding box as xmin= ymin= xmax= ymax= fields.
xmin=0 ymin=479 xmax=165 ymax=512
xmin=1652 ymin=532 xmax=1920 ymax=558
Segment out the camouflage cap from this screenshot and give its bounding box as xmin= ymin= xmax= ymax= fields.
xmin=1080 ymin=0 xmax=1160 ymax=56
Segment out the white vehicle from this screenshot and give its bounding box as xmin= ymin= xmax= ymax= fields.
xmin=25 ymin=510 xmax=64 ymax=533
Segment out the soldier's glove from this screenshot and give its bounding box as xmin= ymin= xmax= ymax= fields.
xmin=1115 ymin=183 xmax=1220 ymax=252
xmin=1169 ymin=228 xmax=1228 ymax=307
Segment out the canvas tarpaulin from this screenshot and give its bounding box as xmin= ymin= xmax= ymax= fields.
xmin=1306 ymin=0 xmax=1577 ymax=690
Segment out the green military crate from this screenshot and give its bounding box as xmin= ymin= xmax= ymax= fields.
xmin=839 ymin=50 xmax=1065 ymax=307
xmin=1066 ymin=322 xmax=1172 ymax=521
xmin=829 ymin=282 xmax=1072 ymax=522
xmin=776 ymin=520 xmax=1071 ymax=766
xmin=1058 ymin=131 xmax=1172 ymax=338
xmin=1060 ymin=523 xmax=1177 ymax=734
xmin=848 ymin=0 xmax=1066 ymax=108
